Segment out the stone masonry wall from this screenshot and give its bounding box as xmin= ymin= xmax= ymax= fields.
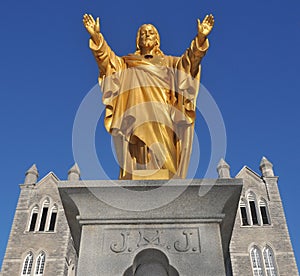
xmin=230 ymin=166 xmax=298 ymax=276
xmin=1 ymin=173 xmax=77 ymax=276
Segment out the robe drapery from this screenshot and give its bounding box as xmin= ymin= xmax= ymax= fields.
xmin=90 ymin=34 xmax=209 ymax=179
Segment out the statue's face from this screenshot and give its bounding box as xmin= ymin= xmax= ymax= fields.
xmin=138 ymin=25 xmax=158 ymax=50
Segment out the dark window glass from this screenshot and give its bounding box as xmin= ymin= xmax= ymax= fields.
xmin=29 ymin=213 xmax=38 ymax=231
xmin=39 ymin=207 xmax=48 ymax=231
xmin=249 ymin=201 xmax=258 ymax=225
xmin=240 ymin=206 xmax=249 ymax=225
xmin=48 ymin=212 xmax=57 ymax=231
xmin=260 ymin=206 xmax=269 ymax=225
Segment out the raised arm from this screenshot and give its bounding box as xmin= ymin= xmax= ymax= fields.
xmin=83 ymin=14 xmax=101 ymax=45
xmin=179 ymin=14 xmax=215 ymax=78
xmin=196 ymin=14 xmax=214 ymax=48
xmin=83 ymin=14 xmax=123 ymax=79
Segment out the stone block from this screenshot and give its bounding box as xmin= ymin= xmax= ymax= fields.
xmin=58 ymin=178 xmax=242 ymax=276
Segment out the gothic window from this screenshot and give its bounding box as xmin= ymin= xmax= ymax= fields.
xmin=48 ymin=205 xmax=58 ymax=232
xmin=39 ymin=199 xmax=50 ymax=231
xmin=248 ymin=193 xmax=259 ymax=225
xmin=263 ymin=246 xmax=277 ymax=276
xmin=250 ymin=246 xmax=264 ymax=276
xmin=34 ymin=252 xmax=46 ymax=276
xmin=27 ymin=198 xmax=58 ymax=233
xmin=29 ymin=206 xmax=39 ymax=232
xmin=240 ymin=200 xmax=249 ymax=226
xmin=259 ymin=200 xmax=270 ymax=225
xmin=21 ymin=252 xmax=34 ymax=276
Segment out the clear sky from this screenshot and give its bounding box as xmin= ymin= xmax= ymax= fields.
xmin=0 ymin=0 xmax=299 ymax=270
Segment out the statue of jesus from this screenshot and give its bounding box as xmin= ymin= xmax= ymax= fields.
xmin=83 ymin=14 xmax=214 ymax=180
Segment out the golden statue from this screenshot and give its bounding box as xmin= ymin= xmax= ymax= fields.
xmin=83 ymin=14 xmax=214 ymax=180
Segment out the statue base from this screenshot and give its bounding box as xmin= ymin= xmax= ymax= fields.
xmin=132 ymin=169 xmax=170 ymax=180
xmin=58 ymin=179 xmax=242 ymax=275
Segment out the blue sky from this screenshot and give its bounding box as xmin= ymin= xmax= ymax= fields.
xmin=0 ymin=0 xmax=299 ymax=270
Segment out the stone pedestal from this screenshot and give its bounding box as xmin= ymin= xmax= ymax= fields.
xmin=58 ymin=179 xmax=242 ymax=276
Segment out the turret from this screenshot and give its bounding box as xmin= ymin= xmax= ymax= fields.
xmin=259 ymin=156 xmax=274 ymax=177
xmin=24 ymin=164 xmax=39 ymax=184
xmin=68 ymin=163 xmax=80 ymax=181
xmin=217 ymin=158 xmax=231 ymax=178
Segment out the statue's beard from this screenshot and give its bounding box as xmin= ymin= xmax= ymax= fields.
xmin=141 ymin=39 xmax=155 ymax=49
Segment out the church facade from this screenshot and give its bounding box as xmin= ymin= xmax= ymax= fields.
xmin=0 ymin=157 xmax=298 ymax=275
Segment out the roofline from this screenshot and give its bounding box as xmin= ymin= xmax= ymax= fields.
xmin=39 ymin=171 xmax=60 ymax=182
xmin=235 ymin=165 xmax=262 ymax=180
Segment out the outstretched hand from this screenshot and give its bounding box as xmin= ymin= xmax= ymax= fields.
xmin=197 ymin=14 xmax=214 ymax=45
xmin=83 ymin=14 xmax=101 ymax=44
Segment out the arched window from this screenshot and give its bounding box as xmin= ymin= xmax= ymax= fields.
xmin=34 ymin=251 xmax=46 ymax=276
xmin=259 ymin=199 xmax=270 ymax=225
xmin=263 ymin=246 xmax=277 ymax=276
xmin=48 ymin=205 xmax=58 ymax=232
xmin=250 ymin=246 xmax=264 ymax=276
xmin=29 ymin=206 xmax=39 ymax=232
xmin=248 ymin=193 xmax=259 ymax=225
xmin=239 ymin=199 xmax=249 ymax=226
xmin=21 ymin=252 xmax=34 ymax=276
xmin=39 ymin=199 xmax=50 ymax=231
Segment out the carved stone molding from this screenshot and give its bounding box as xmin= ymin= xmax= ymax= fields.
xmin=104 ymin=227 xmax=200 ymax=255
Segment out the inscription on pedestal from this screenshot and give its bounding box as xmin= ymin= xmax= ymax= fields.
xmin=104 ymin=227 xmax=200 ymax=254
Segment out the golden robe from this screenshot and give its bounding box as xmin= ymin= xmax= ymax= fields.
xmin=90 ymin=35 xmax=209 ymax=179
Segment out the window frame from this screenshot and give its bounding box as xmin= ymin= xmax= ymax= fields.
xmin=263 ymin=246 xmax=278 ymax=276
xmin=21 ymin=252 xmax=34 ymax=276
xmin=48 ymin=205 xmax=58 ymax=232
xmin=38 ymin=199 xmax=50 ymax=231
xmin=239 ymin=199 xmax=250 ymax=226
xmin=250 ymin=246 xmax=265 ymax=276
xmin=247 ymin=193 xmax=260 ymax=226
xmin=34 ymin=251 xmax=46 ymax=276
xmin=28 ymin=206 xmax=39 ymax=232
xmin=27 ymin=197 xmax=58 ymax=234
xmin=259 ymin=199 xmax=271 ymax=226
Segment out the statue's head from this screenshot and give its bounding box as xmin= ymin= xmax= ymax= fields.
xmin=135 ymin=24 xmax=163 ymax=56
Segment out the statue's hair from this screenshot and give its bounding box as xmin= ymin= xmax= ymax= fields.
xmin=135 ymin=24 xmax=164 ymax=56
